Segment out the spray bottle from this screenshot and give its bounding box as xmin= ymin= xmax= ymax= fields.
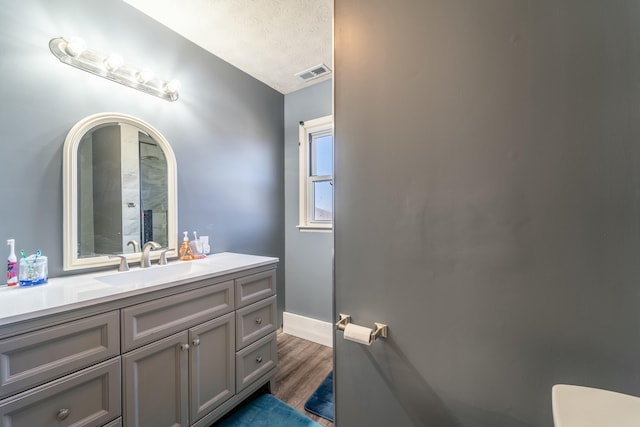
xmin=6 ymin=239 xmax=17 ymax=286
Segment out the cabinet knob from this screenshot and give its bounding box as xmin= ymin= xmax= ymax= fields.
xmin=192 ymin=338 xmax=200 ymax=347
xmin=255 ymin=317 xmax=262 ymax=325
xmin=180 ymin=343 xmax=190 ymax=351
xmin=256 ymin=356 xmax=263 ymax=364
xmin=56 ymin=408 xmax=70 ymax=421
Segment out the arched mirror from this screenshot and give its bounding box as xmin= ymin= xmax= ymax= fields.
xmin=63 ymin=112 xmax=177 ymax=270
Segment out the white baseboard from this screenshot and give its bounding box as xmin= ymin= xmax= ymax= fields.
xmin=282 ymin=312 xmax=333 ymax=348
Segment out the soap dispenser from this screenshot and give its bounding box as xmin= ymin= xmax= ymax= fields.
xmin=179 ymin=231 xmax=193 ymax=261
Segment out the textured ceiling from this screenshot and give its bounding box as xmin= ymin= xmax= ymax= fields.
xmin=123 ymin=0 xmax=333 ymax=94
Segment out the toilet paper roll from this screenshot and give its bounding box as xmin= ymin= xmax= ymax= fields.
xmin=343 ymin=323 xmax=373 ymax=346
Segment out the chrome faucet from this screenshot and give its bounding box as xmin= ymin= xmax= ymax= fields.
xmin=159 ymin=248 xmax=174 ymax=266
xmin=109 ymin=254 xmax=130 ymax=272
xmin=127 ymin=240 xmax=140 ymax=253
xmin=141 ymin=241 xmax=161 ymax=268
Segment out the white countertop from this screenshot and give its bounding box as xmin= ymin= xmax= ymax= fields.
xmin=0 ymin=252 xmax=278 ymax=326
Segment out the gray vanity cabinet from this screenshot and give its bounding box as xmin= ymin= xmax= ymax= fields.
xmin=122 ymin=312 xmax=236 ymax=427
xmin=0 ymin=311 xmax=120 ymax=399
xmin=0 ymin=260 xmax=278 ymax=427
xmin=233 ymin=272 xmax=277 ymax=393
xmin=189 ymin=313 xmax=235 ymax=423
xmin=235 ymin=270 xmax=276 ymax=309
xmin=122 ymin=332 xmax=189 ymax=427
xmin=235 ymin=295 xmax=277 ymax=350
xmin=120 ymin=281 xmax=234 ymax=352
xmin=0 ymin=357 xmax=121 ymax=427
xmin=121 ymin=281 xmax=236 ymax=427
xmin=236 ymin=331 xmax=277 ymax=393
xmin=0 ymin=311 xmax=121 ymax=427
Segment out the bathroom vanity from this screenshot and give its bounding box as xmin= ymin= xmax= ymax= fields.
xmin=0 ymin=252 xmax=278 ymax=427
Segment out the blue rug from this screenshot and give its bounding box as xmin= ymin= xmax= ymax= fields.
xmin=304 ymin=371 xmax=334 ymax=422
xmin=215 ymin=393 xmax=321 ymax=427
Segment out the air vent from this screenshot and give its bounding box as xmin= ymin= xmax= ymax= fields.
xmin=295 ymin=64 xmax=332 ymax=82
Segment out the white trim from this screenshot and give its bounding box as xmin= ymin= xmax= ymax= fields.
xmin=298 ymin=115 xmax=333 ymax=231
xmin=295 ymin=225 xmax=333 ymax=233
xmin=283 ymin=312 xmax=333 ymax=348
xmin=63 ymin=112 xmax=178 ymax=271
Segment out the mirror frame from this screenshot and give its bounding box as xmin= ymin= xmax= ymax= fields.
xmin=63 ymin=112 xmax=178 ymax=271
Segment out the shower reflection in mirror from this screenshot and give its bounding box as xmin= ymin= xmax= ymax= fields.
xmin=77 ymin=123 xmax=168 ymax=258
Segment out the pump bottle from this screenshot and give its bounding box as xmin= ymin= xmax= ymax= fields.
xmin=6 ymin=239 xmax=17 ymax=286
xmin=179 ymin=231 xmax=193 ymax=261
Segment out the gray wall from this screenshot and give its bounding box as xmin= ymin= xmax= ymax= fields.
xmin=284 ymin=80 xmax=333 ymax=322
xmin=0 ymin=0 xmax=285 ymax=316
xmin=334 ymin=0 xmax=640 ymax=426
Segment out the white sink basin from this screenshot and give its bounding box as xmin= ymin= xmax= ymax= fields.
xmin=95 ymin=262 xmax=211 ymax=287
xmin=552 ymin=384 xmax=640 ymax=427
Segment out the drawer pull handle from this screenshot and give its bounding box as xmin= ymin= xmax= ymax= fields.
xmin=192 ymin=338 xmax=201 ymax=347
xmin=180 ymin=343 xmax=190 ymax=351
xmin=255 ymin=317 xmax=262 ymax=325
xmin=57 ymin=408 xmax=70 ymax=421
xmin=256 ymin=356 xmax=263 ymax=363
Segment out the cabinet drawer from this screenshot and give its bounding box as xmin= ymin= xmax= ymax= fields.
xmin=0 ymin=311 xmax=120 ymax=398
xmin=235 ymin=270 xmax=276 ymax=308
xmin=0 ymin=357 xmax=121 ymax=427
xmin=236 ymin=332 xmax=277 ymax=392
xmin=121 ymin=281 xmax=234 ymax=351
xmin=236 ymin=295 xmax=277 ymax=350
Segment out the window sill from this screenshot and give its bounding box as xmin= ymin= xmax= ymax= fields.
xmin=297 ymin=224 xmax=333 ymax=233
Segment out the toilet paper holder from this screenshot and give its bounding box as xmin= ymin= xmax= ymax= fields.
xmin=336 ymin=313 xmax=388 ymax=341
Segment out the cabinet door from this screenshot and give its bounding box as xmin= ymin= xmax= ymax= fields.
xmin=189 ymin=313 xmax=235 ymax=423
xmin=122 ymin=332 xmax=189 ymax=427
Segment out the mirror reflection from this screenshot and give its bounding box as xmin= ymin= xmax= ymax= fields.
xmin=63 ymin=112 xmax=177 ymax=271
xmin=77 ymin=123 xmax=168 ymax=258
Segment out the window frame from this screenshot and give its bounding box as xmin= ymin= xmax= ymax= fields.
xmin=298 ymin=115 xmax=333 ymax=231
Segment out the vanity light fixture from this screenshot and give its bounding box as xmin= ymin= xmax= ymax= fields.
xmin=49 ymin=36 xmax=180 ymax=102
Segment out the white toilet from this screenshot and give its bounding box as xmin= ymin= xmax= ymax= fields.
xmin=552 ymin=384 xmax=640 ymax=427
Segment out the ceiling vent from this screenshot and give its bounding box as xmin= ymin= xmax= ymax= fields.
xmin=295 ymin=64 xmax=332 ymax=82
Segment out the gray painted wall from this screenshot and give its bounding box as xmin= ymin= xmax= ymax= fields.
xmin=284 ymin=80 xmax=333 ymax=322
xmin=335 ymin=1 xmax=640 ymax=426
xmin=0 ymin=0 xmax=285 ymax=319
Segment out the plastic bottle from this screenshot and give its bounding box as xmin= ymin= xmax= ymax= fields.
xmin=6 ymin=239 xmax=17 ymax=286
xmin=179 ymin=231 xmax=193 ymax=261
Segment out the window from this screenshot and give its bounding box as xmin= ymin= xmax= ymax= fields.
xmin=299 ymin=115 xmax=333 ymax=231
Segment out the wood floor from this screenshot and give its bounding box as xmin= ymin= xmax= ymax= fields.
xmin=274 ymin=333 xmax=334 ymax=427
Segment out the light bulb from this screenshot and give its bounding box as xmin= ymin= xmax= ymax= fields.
xmin=136 ymin=68 xmax=154 ymax=83
xmin=164 ymin=79 xmax=181 ymax=94
xmin=65 ymin=37 xmax=86 ymax=57
xmin=104 ymin=54 xmax=123 ymax=71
